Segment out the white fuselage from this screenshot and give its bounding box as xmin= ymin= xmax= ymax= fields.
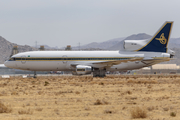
xmin=4 ymin=50 xmax=170 ymax=72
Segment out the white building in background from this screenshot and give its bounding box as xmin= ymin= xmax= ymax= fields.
xmin=137 ymin=64 xmax=180 ymax=74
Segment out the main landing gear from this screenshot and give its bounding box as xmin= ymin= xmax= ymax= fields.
xmin=34 ymin=71 xmax=37 ymax=78
xmin=93 ymin=68 xmax=106 ymax=77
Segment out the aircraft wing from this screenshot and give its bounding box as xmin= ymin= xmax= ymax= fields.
xmin=71 ymin=58 xmax=144 ymax=68
xmin=71 ymin=57 xmax=172 ymax=68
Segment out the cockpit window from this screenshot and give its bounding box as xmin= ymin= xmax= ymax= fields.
xmin=9 ymin=57 xmax=15 ymax=61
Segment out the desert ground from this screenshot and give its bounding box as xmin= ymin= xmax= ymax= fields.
xmin=0 ymin=75 xmax=179 ymax=120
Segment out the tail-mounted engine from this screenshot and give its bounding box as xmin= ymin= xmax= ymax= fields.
xmin=167 ymin=49 xmax=175 ymax=58
xmin=123 ymin=40 xmax=148 ymax=51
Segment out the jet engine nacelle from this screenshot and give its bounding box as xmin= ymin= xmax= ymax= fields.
xmin=167 ymin=49 xmax=175 ymax=58
xmin=72 ymin=65 xmax=92 ymax=75
xmin=123 ymin=40 xmax=148 ymax=51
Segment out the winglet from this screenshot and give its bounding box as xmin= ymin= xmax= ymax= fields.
xmin=136 ymin=21 xmax=173 ymax=52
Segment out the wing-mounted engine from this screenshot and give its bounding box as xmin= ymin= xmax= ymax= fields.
xmin=72 ymin=65 xmax=92 ymax=75
xmin=123 ymin=39 xmax=148 ymax=51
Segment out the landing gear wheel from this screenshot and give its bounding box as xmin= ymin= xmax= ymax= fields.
xmin=93 ymin=69 xmax=106 ymax=77
xmin=34 ymin=71 xmax=37 ymax=78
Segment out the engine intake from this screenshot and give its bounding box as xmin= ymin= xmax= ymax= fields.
xmin=72 ymin=65 xmax=92 ymax=75
xmin=123 ymin=40 xmax=148 ymax=51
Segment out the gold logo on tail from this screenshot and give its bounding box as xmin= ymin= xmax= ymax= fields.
xmin=155 ymin=33 xmax=167 ymax=44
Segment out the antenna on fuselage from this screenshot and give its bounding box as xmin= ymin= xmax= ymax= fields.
xmin=79 ymin=42 xmax=80 ymax=50
xmin=35 ymin=41 xmax=38 ymax=50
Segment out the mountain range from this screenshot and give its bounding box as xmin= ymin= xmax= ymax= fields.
xmin=0 ymin=36 xmax=37 ymax=63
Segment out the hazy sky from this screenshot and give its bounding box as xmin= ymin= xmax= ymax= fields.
xmin=0 ymin=0 xmax=180 ymax=48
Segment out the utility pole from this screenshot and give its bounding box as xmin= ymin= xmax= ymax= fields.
xmin=35 ymin=41 xmax=38 ymax=50
xmin=79 ymin=42 xmax=80 ymax=50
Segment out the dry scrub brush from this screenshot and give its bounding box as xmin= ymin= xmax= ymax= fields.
xmin=35 ymin=107 xmax=43 ymax=111
xmin=18 ymin=108 xmax=33 ymax=115
xmin=127 ymin=80 xmax=157 ymax=84
xmin=18 ymin=118 xmax=31 ymax=120
xmin=170 ymin=112 xmax=176 ymax=117
xmin=0 ymin=101 xmax=12 ymax=113
xmin=131 ymin=106 xmax=147 ymax=119
xmin=104 ymin=109 xmax=114 ymax=114
xmin=94 ymin=99 xmax=109 ymax=105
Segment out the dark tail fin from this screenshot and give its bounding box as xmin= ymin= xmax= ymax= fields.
xmin=136 ymin=21 xmax=173 ymax=52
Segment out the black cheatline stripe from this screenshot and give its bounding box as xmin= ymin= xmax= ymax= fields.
xmin=10 ymin=57 xmax=131 ymax=61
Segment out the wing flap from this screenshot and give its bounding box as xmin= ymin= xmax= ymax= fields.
xmin=93 ymin=58 xmax=144 ymax=66
xmin=70 ymin=58 xmax=144 ymax=68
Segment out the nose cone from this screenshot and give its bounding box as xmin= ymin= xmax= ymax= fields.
xmin=4 ymin=61 xmax=9 ymax=67
xmin=4 ymin=61 xmax=14 ymax=68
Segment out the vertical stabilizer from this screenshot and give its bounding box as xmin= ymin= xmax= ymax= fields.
xmin=136 ymin=21 xmax=173 ymax=52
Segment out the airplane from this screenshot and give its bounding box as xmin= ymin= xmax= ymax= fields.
xmin=4 ymin=21 xmax=174 ymax=77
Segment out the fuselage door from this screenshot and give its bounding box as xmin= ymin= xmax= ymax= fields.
xmin=62 ymin=55 xmax=67 ymax=64
xmin=135 ymin=56 xmax=140 ymax=64
xmin=21 ymin=56 xmax=26 ymax=64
